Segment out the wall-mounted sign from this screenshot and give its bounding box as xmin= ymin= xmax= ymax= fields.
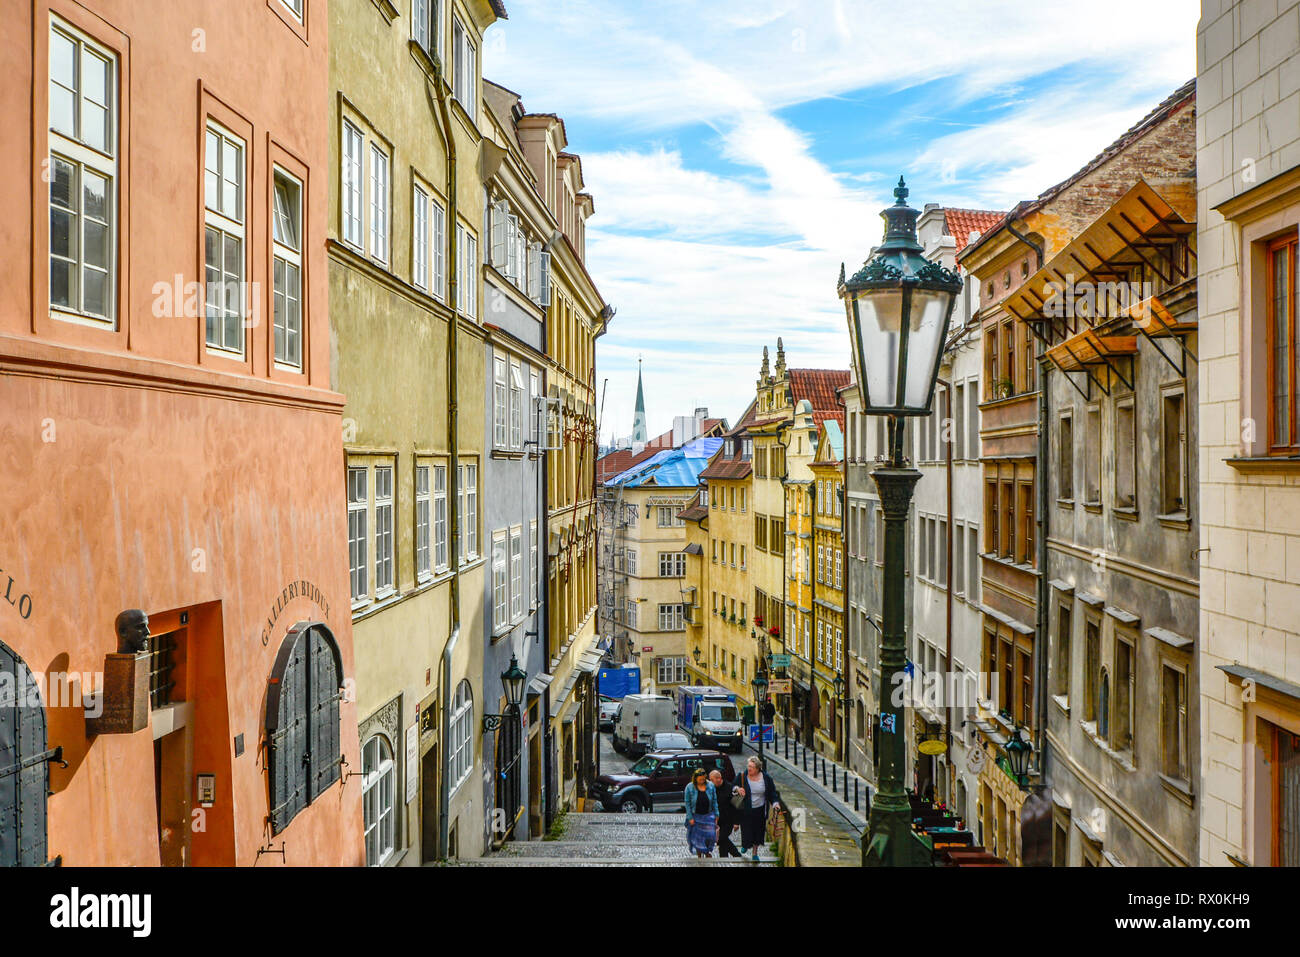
xmin=769 ymin=654 xmax=792 ymax=668
xmin=881 ymin=713 xmax=897 ymax=734
xmin=642 ymin=646 xmax=653 ymax=652
xmin=405 ymin=723 xmax=419 ymax=804
xmin=919 ymin=739 xmax=947 ymax=756
xmin=260 ymin=580 xmax=331 ymax=646
xmin=768 ymin=678 xmax=793 ymax=695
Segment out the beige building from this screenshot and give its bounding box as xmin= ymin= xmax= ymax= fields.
xmin=508 ymin=104 xmax=610 ymax=820
xmin=1196 ymin=0 xmax=1300 ymax=867
xmin=330 ymin=0 xmax=505 ymax=864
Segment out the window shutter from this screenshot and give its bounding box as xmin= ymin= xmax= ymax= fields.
xmin=483 ymin=194 xmax=493 ymax=266
xmin=539 ymin=250 xmax=551 ymax=306
xmin=308 ymin=627 xmax=342 ymax=800
xmin=0 ymin=641 xmax=50 ymax=866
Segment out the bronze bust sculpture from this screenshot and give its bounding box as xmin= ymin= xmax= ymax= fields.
xmin=114 ymin=609 xmax=150 ymax=655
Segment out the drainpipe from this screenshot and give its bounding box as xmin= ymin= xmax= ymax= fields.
xmin=936 ymin=376 xmax=954 ymax=759
xmin=775 ymin=419 xmax=793 ymax=740
xmin=428 ymin=72 xmax=461 ymax=861
xmin=1006 ymin=222 xmax=1050 ymax=763
xmin=539 ymin=229 xmax=562 ymax=829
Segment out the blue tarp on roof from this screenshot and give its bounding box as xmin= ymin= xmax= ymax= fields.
xmin=606 ymin=436 xmax=724 ymax=488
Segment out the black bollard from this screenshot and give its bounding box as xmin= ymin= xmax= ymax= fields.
xmin=854 ymin=778 xmax=859 ymax=811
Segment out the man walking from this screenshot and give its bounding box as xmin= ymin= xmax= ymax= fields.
xmin=710 ymin=769 xmax=741 ymax=858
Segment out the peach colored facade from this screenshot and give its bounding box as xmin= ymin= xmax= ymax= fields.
xmin=0 ymin=0 xmax=363 ymax=865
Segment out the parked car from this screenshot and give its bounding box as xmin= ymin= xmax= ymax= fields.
xmin=590 ymin=749 xmax=736 ymax=813
xmin=611 ymin=693 xmax=676 ymax=755
xmin=598 ymin=695 xmax=620 ymax=732
xmin=646 ymin=731 xmax=691 ymax=751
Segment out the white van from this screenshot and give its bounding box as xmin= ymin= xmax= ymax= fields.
xmin=611 ymin=694 xmax=677 ymax=756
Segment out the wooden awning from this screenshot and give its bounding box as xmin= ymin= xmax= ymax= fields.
xmin=1046 ymin=328 xmax=1138 ymax=371
xmin=1003 ymin=179 xmax=1195 ymax=342
xmin=1126 ymin=294 xmax=1198 ymax=336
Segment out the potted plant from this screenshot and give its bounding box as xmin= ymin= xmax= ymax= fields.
xmin=754 ymin=615 xmax=764 ymax=627
xmin=996 ymin=377 xmax=1014 ymax=399
xmin=769 ymin=626 xmax=780 ymax=637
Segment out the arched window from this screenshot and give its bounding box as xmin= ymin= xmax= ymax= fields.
xmin=448 ymin=679 xmax=473 ymax=795
xmin=362 ymin=733 xmax=395 ymax=866
xmin=266 ymin=622 xmax=344 ymax=834
xmin=0 ymin=640 xmax=50 ymax=866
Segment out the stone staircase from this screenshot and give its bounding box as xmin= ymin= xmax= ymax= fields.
xmin=459 ymin=812 xmax=779 ymax=866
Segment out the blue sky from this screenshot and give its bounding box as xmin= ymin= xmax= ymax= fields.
xmin=483 ymin=0 xmax=1198 ymax=441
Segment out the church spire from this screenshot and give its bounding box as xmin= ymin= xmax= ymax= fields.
xmin=632 ymin=356 xmax=647 ymax=444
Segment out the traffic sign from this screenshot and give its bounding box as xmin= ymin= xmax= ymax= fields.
xmin=747 ymin=724 xmax=775 ymax=743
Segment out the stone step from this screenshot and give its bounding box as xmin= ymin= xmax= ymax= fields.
xmin=458 ymin=857 xmax=774 ymax=867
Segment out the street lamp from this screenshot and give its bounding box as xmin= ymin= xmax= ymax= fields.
xmin=751 ymin=671 xmax=769 ymax=763
xmin=692 ymin=645 xmax=703 ymax=666
xmin=1004 ymin=725 xmax=1033 ymax=788
xmin=839 ymin=176 xmax=962 ymax=868
xmin=482 ymin=654 xmax=527 ymax=731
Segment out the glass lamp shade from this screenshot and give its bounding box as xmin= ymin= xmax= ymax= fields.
xmin=752 ymin=673 xmax=768 ymax=697
xmin=1004 ymin=726 xmax=1032 ymax=780
xmin=501 ymin=654 xmax=527 ymax=710
xmin=839 ymin=177 xmax=963 ymax=416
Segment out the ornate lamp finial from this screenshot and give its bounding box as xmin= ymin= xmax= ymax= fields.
xmin=894 ymin=175 xmax=908 ymax=206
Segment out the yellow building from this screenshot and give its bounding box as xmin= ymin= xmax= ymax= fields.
xmin=681 ymin=413 xmax=763 ymax=705
xmin=809 ymin=419 xmax=846 ymax=759
xmin=743 ymin=341 xmax=849 ymax=741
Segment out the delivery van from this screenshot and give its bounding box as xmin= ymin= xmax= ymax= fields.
xmin=611 ymin=693 xmax=676 ymax=756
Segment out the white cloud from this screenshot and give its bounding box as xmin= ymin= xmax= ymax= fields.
xmin=484 ymin=0 xmax=1197 ymax=438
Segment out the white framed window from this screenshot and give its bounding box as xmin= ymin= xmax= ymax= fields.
xmin=452 ymin=16 xmax=477 ymax=122
xmin=415 ymin=463 xmax=431 ymax=579
xmin=657 ymin=505 xmax=684 ymax=528
xmin=510 ymin=526 xmax=523 ymax=621
xmin=509 ymin=359 xmax=524 ymax=449
xmin=433 ymin=464 xmax=448 ymax=571
xmin=368 ymin=143 xmax=389 ymax=264
xmin=279 ymin=0 xmax=305 ymax=22
xmin=448 ymin=680 xmax=473 ymax=794
xmin=493 ymin=355 xmax=508 ymax=448
xmin=457 ymin=225 xmax=478 ymax=318
xmin=625 ymin=599 xmax=637 ymax=630
xmin=203 ymin=121 xmax=245 ymax=353
xmin=362 ymin=734 xmax=395 ymax=866
xmin=411 ymin=0 xmax=440 ymax=58
xmin=816 ymin=621 xmax=824 ymax=662
xmin=835 ymin=629 xmax=843 ymax=669
xmin=506 ymin=213 xmax=519 ymax=282
xmin=626 ymin=548 xmax=637 ymax=575
xmin=658 ymin=552 xmax=685 ymax=578
xmin=341 ymin=119 xmax=364 ymax=248
xmin=492 ymin=530 xmax=508 ymax=627
xmin=374 ymin=465 xmax=394 ymax=594
xmin=529 ymin=371 xmax=540 ymax=444
xmin=413 ymin=184 xmax=429 ymax=290
xmin=529 ymin=519 xmax=539 ymax=608
xmin=528 ymin=242 xmax=541 ymax=299
xmin=658 ymin=603 xmax=684 ymax=632
xmin=431 ymin=199 xmax=446 ymax=300
xmin=491 ymin=198 xmax=508 ymax=268
xmin=459 ymin=461 xmax=478 ymax=561
xmin=657 ymin=657 xmax=686 ymax=685
xmin=272 ymin=168 xmax=303 ymax=368
xmin=48 ymin=18 xmax=117 ymax=324
xmin=347 ymin=466 xmax=368 ymax=603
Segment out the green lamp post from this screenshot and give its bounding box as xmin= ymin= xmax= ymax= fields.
xmin=838 ymin=176 xmax=962 ymax=867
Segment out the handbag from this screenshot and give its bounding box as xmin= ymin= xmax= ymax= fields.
xmin=729 ymin=783 xmax=746 ymax=810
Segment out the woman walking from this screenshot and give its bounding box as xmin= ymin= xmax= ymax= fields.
xmin=684 ymin=767 xmax=719 ymax=859
xmin=732 ymin=756 xmax=781 ymax=862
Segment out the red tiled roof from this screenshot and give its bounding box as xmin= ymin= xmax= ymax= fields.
xmin=678 ymin=505 xmax=708 ymax=524
xmin=597 ymin=450 xmax=635 ymax=483
xmin=700 ymin=458 xmax=752 ymax=481
xmin=813 ymin=410 xmax=845 ymax=431
xmin=944 ymin=209 xmax=1007 ymax=255
xmin=789 ymin=369 xmax=850 ymax=413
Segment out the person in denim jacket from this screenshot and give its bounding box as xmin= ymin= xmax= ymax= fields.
xmin=684 ymin=767 xmax=719 ymax=858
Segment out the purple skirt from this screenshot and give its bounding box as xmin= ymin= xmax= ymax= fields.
xmin=687 ymin=812 xmax=717 ymax=853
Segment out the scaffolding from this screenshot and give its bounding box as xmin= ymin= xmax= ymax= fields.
xmin=597 ymin=483 xmax=638 ymax=663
